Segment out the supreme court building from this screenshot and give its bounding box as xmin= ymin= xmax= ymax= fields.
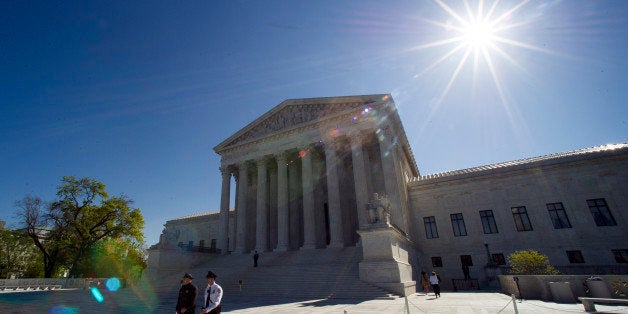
xmin=153 ymin=94 xmax=627 ymax=294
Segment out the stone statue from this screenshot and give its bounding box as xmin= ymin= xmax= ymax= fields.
xmin=367 ymin=193 xmax=391 ymax=224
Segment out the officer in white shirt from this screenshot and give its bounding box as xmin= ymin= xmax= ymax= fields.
xmin=200 ymin=270 xmax=223 ymax=314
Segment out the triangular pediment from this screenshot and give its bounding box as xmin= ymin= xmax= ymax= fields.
xmin=215 ymin=95 xmax=387 ymax=152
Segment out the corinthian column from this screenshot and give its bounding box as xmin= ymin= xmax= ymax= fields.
xmin=324 ymin=140 xmax=344 ymax=248
xmin=301 ymin=145 xmax=317 ymax=249
xmin=235 ymin=162 xmax=248 ymax=253
xmin=255 ymin=157 xmax=269 ymax=252
xmin=218 ymin=165 xmax=231 ymax=254
xmin=378 ymin=127 xmax=405 ymax=232
xmin=350 ymin=134 xmax=369 ymax=228
xmin=275 ymin=152 xmax=289 ymax=251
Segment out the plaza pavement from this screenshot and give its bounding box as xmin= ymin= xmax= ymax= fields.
xmin=1 ymin=289 xmax=627 ymax=313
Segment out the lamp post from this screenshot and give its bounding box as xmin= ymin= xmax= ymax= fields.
xmin=484 ymin=242 xmax=495 ymax=266
xmin=484 ymin=242 xmax=498 ymax=286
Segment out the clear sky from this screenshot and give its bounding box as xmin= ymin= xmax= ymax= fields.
xmin=1 ymin=1 xmax=626 ymax=246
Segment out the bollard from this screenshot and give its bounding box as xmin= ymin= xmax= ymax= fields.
xmin=511 ymin=294 xmax=518 ymax=314
xmin=405 ymin=295 xmax=410 ymax=314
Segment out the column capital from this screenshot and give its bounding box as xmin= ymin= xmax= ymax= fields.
xmin=219 ymin=165 xmax=232 ymax=177
xmin=276 ymin=151 xmax=288 ymax=163
xmin=255 ymin=155 xmax=271 ymax=164
xmin=349 ymin=132 xmax=368 ymax=147
xmin=238 ymin=161 xmax=250 ymax=171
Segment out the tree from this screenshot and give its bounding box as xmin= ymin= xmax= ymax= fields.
xmin=76 ymin=238 xmax=147 ymax=280
xmin=17 ymin=176 xmax=145 ymax=278
xmin=0 ymin=228 xmax=39 ymax=278
xmin=16 ymin=195 xmax=66 ymax=278
xmin=507 ymin=250 xmax=559 ymax=275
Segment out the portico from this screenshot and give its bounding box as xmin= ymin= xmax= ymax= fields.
xmin=214 ymin=95 xmax=419 ymax=255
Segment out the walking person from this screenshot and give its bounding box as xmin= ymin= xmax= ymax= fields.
xmin=253 ymin=250 xmax=259 ymax=267
xmin=176 ymin=273 xmax=197 ymax=314
xmin=200 ymin=271 xmax=223 ymax=314
xmin=429 ymin=271 xmax=441 ymax=298
xmin=420 ymin=271 xmax=430 ymax=295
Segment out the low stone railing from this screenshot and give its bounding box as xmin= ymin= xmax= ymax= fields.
xmin=0 ymin=278 xmax=118 ymax=291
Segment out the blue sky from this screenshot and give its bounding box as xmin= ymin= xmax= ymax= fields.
xmin=1 ymin=1 xmax=626 ymax=246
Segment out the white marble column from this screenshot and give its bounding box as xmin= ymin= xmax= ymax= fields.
xmin=235 ymin=162 xmax=248 ymax=253
xmin=378 ymin=128 xmax=404 ymax=232
xmin=324 ymin=141 xmax=344 ymax=248
xmin=218 ymin=165 xmax=231 ymax=254
xmin=275 ymin=152 xmax=289 ymax=251
xmin=255 ymin=157 xmax=269 ymax=252
xmin=351 ymin=134 xmax=369 ymax=229
xmin=301 ymin=145 xmax=317 ymax=249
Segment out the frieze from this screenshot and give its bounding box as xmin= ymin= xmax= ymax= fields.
xmin=227 ymin=102 xmax=367 ymax=147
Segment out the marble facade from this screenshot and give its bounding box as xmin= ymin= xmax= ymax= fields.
xmin=152 ymin=94 xmax=628 ymax=295
xmin=213 ymin=94 xmax=418 ymax=255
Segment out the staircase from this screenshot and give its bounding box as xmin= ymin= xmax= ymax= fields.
xmin=148 ymin=246 xmax=396 ymax=300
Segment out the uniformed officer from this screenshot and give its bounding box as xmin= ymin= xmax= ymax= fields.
xmin=176 ymin=273 xmax=198 ymax=314
xmin=200 ymin=271 xmax=223 ymax=314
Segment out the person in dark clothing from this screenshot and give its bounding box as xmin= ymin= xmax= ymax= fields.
xmin=253 ymin=250 xmax=259 ymax=267
xmin=176 ymin=273 xmax=198 ymax=314
xmin=462 ymin=264 xmax=470 ymax=281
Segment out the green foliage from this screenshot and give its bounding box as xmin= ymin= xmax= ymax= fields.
xmin=0 ymin=228 xmax=39 ymax=278
xmin=507 ymin=250 xmax=559 ymax=275
xmin=16 ymin=176 xmax=145 ymax=278
xmin=75 ymin=238 xmax=146 ymax=280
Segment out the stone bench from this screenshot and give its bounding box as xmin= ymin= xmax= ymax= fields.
xmin=578 ymin=297 xmax=628 ymax=312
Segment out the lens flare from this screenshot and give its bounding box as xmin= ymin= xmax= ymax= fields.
xmin=49 ymin=305 xmax=78 ymax=314
xmin=90 ymin=286 xmax=105 ymax=303
xmin=106 ymin=277 xmax=121 ymax=292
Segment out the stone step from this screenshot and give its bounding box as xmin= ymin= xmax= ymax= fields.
xmin=147 ymin=246 xmax=397 ymax=299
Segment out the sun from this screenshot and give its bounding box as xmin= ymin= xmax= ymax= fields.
xmin=411 ymin=0 xmax=548 ymax=107
xmin=462 ymin=21 xmax=496 ymax=49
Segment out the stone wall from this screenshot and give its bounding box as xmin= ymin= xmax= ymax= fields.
xmin=407 ymin=151 xmax=627 ymax=289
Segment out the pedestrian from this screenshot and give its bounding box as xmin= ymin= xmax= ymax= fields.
xmin=176 ymin=273 xmax=197 ymax=314
xmin=462 ymin=264 xmax=470 ymax=281
xmin=253 ymin=250 xmax=259 ymax=267
xmin=420 ymin=271 xmax=430 ymax=295
xmin=429 ymin=271 xmax=441 ymax=298
xmin=200 ymin=271 xmax=223 ymax=314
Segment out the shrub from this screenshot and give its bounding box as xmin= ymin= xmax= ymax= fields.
xmin=507 ymin=250 xmax=559 ymax=275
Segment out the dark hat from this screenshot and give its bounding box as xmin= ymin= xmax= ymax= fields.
xmin=206 ymin=271 xmax=217 ymax=279
xmin=183 ymin=273 xmax=193 ymax=279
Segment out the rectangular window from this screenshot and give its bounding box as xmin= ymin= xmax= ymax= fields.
xmin=547 ymin=202 xmax=572 ymax=229
xmin=566 ymin=250 xmax=585 ymax=263
xmin=587 ymin=198 xmax=617 ymax=226
xmin=480 ymin=210 xmax=499 ymax=234
xmin=431 ymin=256 xmax=443 ymax=267
xmin=492 ymin=253 xmax=506 ymax=265
xmin=450 ymin=213 xmax=467 ymax=236
xmin=210 ymin=239 xmax=217 ymax=249
xmin=460 ymin=255 xmax=473 ymax=266
xmin=424 ymin=216 xmax=439 ymax=239
xmin=512 ymin=206 xmax=533 ymax=231
xmin=612 ymin=249 xmax=628 ymax=263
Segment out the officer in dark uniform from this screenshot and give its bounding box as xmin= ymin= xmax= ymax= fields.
xmin=176 ymin=273 xmax=198 ymax=314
